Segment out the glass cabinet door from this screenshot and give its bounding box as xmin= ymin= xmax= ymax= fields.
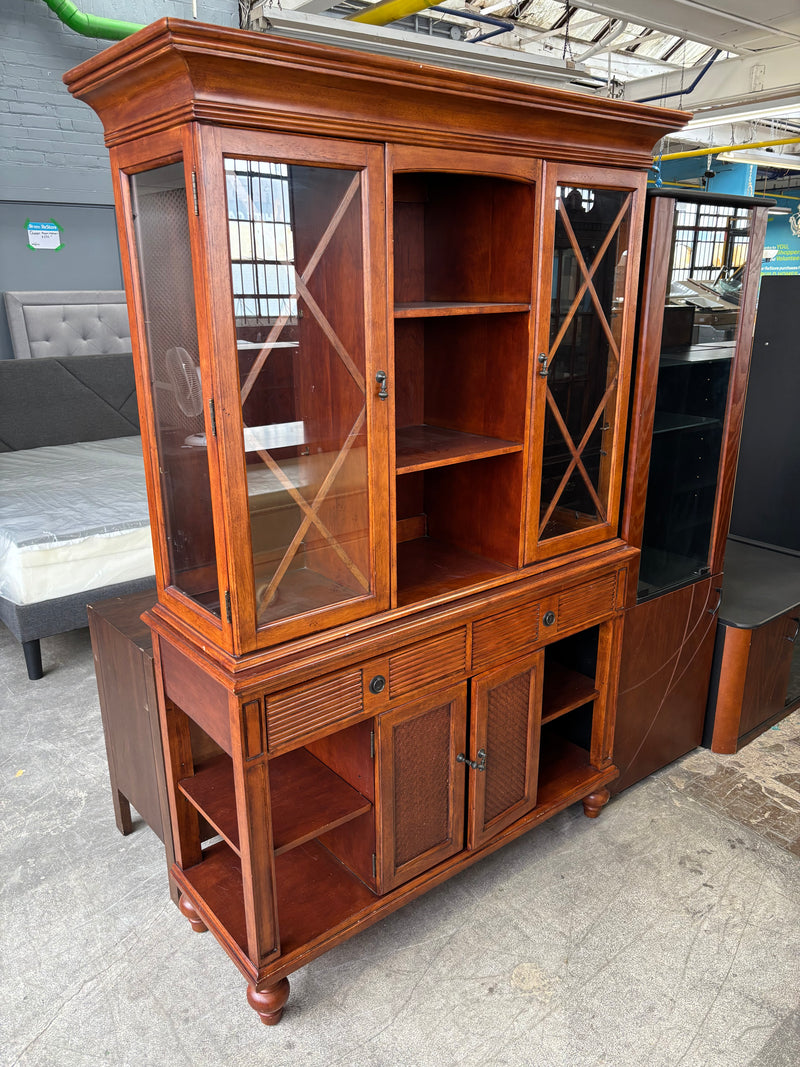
xmin=637 ymin=194 xmax=755 ymax=600
xmin=130 ymin=161 xmax=221 ymax=618
xmin=218 ymin=142 xmax=388 ymax=642
xmin=529 ymin=170 xmax=640 ymax=561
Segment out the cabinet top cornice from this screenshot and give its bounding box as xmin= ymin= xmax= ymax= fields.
xmin=64 ymin=18 xmax=687 ymax=166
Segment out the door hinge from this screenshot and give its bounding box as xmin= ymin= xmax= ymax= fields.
xmin=208 ymin=397 xmax=217 ymax=437
xmin=370 ymin=730 xmax=375 ymax=759
xmin=224 ymin=590 xmax=232 ymax=623
xmin=372 ymin=852 xmax=377 ymax=878
xmin=191 ymin=170 xmax=199 ymax=215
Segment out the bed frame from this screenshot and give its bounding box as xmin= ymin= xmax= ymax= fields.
xmin=0 ymin=343 xmax=155 ymax=679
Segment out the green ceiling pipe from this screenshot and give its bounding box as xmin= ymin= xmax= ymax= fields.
xmin=40 ymin=0 xmax=143 ymax=41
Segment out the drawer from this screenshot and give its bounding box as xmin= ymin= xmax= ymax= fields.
xmin=472 ymin=602 xmax=540 ymax=672
xmin=545 ymin=569 xmax=622 ymax=635
xmin=266 ymin=667 xmax=364 ymax=753
xmin=471 ymin=568 xmax=624 ymax=671
xmin=265 ymin=626 xmax=469 ymax=750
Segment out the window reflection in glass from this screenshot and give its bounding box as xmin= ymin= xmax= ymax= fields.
xmin=224 ymin=158 xmax=372 ymax=627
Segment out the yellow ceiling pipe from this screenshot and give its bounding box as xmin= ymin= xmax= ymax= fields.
xmin=657 ymin=136 xmax=800 ymax=161
xmin=347 ymin=0 xmax=440 ymax=25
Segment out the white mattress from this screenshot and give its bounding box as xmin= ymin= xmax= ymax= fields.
xmin=0 ymin=437 xmax=154 ymax=606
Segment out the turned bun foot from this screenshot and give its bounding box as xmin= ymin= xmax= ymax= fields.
xmin=178 ymin=893 xmax=208 ymax=933
xmin=247 ymin=979 xmax=291 ymax=1025
xmin=582 ymin=787 xmax=611 ymax=818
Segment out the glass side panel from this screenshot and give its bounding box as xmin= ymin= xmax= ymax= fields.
xmin=131 ymin=162 xmax=220 ymax=616
xmin=225 ymin=158 xmax=371 ymax=627
xmin=539 ymin=185 xmax=632 ymax=542
xmin=637 ymin=199 xmax=754 ymax=600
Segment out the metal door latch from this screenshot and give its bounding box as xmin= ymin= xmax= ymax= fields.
xmin=457 ymin=748 xmax=487 ymax=772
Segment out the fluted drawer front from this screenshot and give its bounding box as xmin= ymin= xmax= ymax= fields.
xmin=556 ymin=571 xmax=619 ymax=631
xmin=472 ymin=603 xmax=540 ymax=671
xmin=389 ymin=628 xmax=468 ymax=700
xmin=266 ymin=669 xmax=364 ymax=751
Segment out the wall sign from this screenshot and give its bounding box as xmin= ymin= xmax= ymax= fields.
xmin=25 ymin=218 xmax=64 ymax=251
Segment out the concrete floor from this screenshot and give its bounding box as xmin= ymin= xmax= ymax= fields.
xmin=2 ymin=624 xmax=799 ymax=1067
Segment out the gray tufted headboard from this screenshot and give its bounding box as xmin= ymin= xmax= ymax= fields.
xmin=4 ymin=290 xmax=131 ymax=360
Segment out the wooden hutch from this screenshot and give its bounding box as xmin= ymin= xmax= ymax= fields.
xmin=65 ymin=20 xmax=684 ymax=1024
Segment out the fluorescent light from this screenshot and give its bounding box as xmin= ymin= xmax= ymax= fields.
xmin=686 ymin=101 xmax=800 ymax=129
xmin=716 ymin=149 xmax=800 ymax=170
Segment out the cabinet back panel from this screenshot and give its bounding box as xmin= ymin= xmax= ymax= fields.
xmin=423 ymin=315 xmax=529 ymax=442
xmin=425 ymin=454 xmax=524 ymax=566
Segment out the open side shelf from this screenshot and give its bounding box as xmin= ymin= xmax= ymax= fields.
xmin=396 ymin=537 xmax=514 ymax=606
xmin=179 ymin=749 xmax=373 ymax=861
xmin=179 ymin=756 xmax=240 ymax=853
xmin=182 ymin=840 xmax=248 ymax=957
xmin=535 ymin=734 xmax=595 ymax=809
xmin=269 ymin=748 xmax=373 ymax=856
xmin=394 ymin=301 xmax=530 ymax=318
xmin=274 ymin=840 xmax=378 ymax=956
xmin=396 ymin=424 xmax=523 ymax=474
xmin=541 ymin=663 xmax=599 ymax=724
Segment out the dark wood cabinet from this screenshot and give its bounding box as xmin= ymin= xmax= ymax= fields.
xmin=704 ymin=539 xmax=800 ymax=752
xmin=613 ymin=190 xmax=769 ymax=793
xmin=66 ymin=18 xmax=684 ymax=1025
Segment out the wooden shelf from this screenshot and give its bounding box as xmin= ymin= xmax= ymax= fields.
xmin=535 ymin=735 xmax=594 ymax=809
xmin=541 ymin=662 xmax=599 ymax=724
xmin=396 ymin=537 xmax=513 ymax=606
xmin=182 ymin=841 xmax=248 ymax=957
xmin=394 ymin=301 xmax=529 ymax=318
xmin=396 ymin=424 xmax=522 ymax=474
xmin=269 ymin=748 xmax=373 ymax=856
xmin=275 ymin=840 xmax=377 ymax=956
xmin=179 ymin=756 xmax=240 ymax=854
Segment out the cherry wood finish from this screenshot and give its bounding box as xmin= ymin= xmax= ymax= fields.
xmin=65 ymin=20 xmax=687 ymax=1026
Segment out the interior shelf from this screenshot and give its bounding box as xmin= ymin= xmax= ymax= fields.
xmin=182 ymin=841 xmax=248 ymax=957
xmin=653 ymin=412 xmax=721 ymax=435
xmin=269 ymin=747 xmax=373 ymax=856
xmin=541 ymin=663 xmax=599 ymax=724
xmin=535 ymin=735 xmax=594 ymax=809
xmin=179 ymin=749 xmax=373 ymax=859
xmin=179 ymin=756 xmax=240 ymax=854
xmin=396 ymin=537 xmax=513 ymax=606
xmin=394 ymin=301 xmax=529 ymax=318
xmin=396 ymin=424 xmax=522 ymax=474
xmin=275 ymin=840 xmax=378 ymax=957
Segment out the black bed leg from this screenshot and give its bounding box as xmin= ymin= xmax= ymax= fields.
xmin=23 ymin=639 xmax=44 ymax=680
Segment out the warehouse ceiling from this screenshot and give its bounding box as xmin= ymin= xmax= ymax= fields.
xmin=248 ymin=0 xmax=800 ymax=176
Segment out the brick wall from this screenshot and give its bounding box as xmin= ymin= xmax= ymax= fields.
xmin=1 ymin=0 xmax=238 ymax=204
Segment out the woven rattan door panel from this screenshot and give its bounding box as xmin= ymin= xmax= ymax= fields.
xmin=468 ymin=651 xmax=543 ymax=850
xmin=375 ymin=686 xmax=467 ymax=893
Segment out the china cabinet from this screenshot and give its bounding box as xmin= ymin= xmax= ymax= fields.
xmin=66 ymin=19 xmax=684 ymax=1024
xmin=613 ymin=190 xmax=769 ymax=792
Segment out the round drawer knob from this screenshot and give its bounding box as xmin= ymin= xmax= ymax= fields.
xmin=369 ymin=674 xmax=387 ymax=695
xmin=543 ymin=610 xmax=556 ymax=627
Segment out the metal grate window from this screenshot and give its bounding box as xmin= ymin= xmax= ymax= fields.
xmin=225 ymin=158 xmax=298 ymax=324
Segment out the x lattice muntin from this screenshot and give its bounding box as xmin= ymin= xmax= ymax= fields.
xmin=539 ymin=188 xmax=632 ymax=540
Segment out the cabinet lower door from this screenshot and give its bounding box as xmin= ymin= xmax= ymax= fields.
xmin=375 ymin=686 xmax=467 ymax=893
xmin=468 ymin=652 xmax=543 ymax=850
